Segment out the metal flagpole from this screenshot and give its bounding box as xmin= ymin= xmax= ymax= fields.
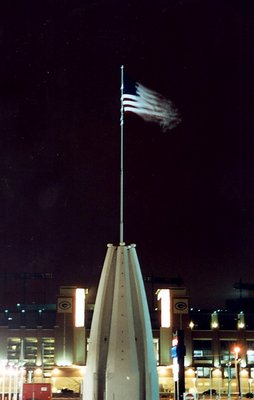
xmin=120 ymin=65 xmax=124 ymax=245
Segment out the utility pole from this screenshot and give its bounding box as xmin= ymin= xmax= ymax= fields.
xmin=171 ymin=330 xmax=186 ymax=400
xmin=177 ymin=330 xmax=186 ymax=400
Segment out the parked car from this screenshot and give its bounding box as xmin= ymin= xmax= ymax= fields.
xmin=245 ymin=393 xmax=254 ymax=398
xmin=61 ymin=388 xmax=74 ymax=394
xmin=202 ymin=389 xmax=217 ymax=396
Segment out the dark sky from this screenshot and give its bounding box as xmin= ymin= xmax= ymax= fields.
xmin=0 ymin=0 xmax=254 ymax=308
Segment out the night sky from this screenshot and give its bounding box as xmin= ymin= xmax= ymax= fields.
xmin=0 ymin=0 xmax=254 ymax=308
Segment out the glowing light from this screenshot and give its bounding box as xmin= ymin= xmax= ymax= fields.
xmin=213 ymin=368 xmax=221 ymax=377
xmin=75 ymin=288 xmax=85 ymax=327
xmin=238 ymin=312 xmax=245 ymax=329
xmin=186 ymin=368 xmax=195 ymax=376
xmin=57 ymin=359 xmax=72 ymax=367
xmin=34 ymin=368 xmax=42 ymax=375
xmin=234 ymin=346 xmax=241 ymax=359
xmin=211 ymin=312 xmax=219 ymax=329
xmin=158 ymin=366 xmax=170 ymax=376
xmin=79 ymin=366 xmax=86 ymax=374
xmin=52 ymin=368 xmax=60 ymax=375
xmin=157 ymin=289 xmax=170 ymax=328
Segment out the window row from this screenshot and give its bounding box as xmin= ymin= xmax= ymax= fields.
xmin=7 ymin=337 xmax=55 ymax=370
xmin=193 ymin=340 xmax=254 ymax=365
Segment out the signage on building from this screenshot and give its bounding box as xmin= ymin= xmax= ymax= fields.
xmin=171 ymin=333 xmax=178 ymax=358
xmin=173 ymin=298 xmax=189 ymax=314
xmin=171 ymin=330 xmax=186 ymax=359
xmin=57 ymin=297 xmax=73 ymax=313
xmin=171 ymin=346 xmax=177 ymax=358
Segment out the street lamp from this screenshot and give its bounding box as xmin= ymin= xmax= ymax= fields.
xmin=249 ymin=378 xmax=253 ymax=395
xmin=234 ymin=346 xmax=241 ymax=399
xmin=209 ymin=368 xmax=213 ymax=400
xmin=226 ymin=362 xmax=231 ymax=400
xmin=0 ymin=362 xmax=6 ymax=400
xmin=214 ymin=368 xmax=221 ymax=400
xmin=8 ymin=365 xmax=13 ymax=400
xmin=13 ymin=365 xmax=18 ymax=400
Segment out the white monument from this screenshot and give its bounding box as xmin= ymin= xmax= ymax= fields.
xmin=83 ymin=243 xmax=159 ymax=400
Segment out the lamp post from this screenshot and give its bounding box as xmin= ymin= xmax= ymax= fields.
xmin=1 ymin=362 xmax=6 ymax=400
xmin=8 ymin=366 xmax=12 ymax=400
xmin=226 ymin=362 xmax=231 ymax=400
xmin=13 ymin=366 xmax=18 ymax=400
xmin=192 ymin=377 xmax=197 ymax=398
xmin=209 ymin=368 xmax=213 ymax=400
xmin=19 ymin=366 xmax=25 ymax=400
xmin=249 ymin=378 xmax=253 ymax=395
xmin=214 ymin=368 xmax=221 ymax=400
xmin=234 ymin=346 xmax=241 ymax=399
xmin=195 ymin=370 xmax=198 ymax=398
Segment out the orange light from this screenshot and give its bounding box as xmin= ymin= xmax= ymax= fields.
xmin=234 ymin=346 xmax=241 ymax=359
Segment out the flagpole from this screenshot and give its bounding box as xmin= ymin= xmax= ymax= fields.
xmin=120 ymin=65 xmax=124 ymax=245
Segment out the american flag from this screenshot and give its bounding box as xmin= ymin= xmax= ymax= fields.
xmin=122 ymin=74 xmax=181 ymax=132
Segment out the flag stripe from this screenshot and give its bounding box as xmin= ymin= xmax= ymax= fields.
xmin=122 ymin=74 xmax=181 ymax=131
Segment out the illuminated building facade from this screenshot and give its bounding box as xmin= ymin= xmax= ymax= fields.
xmin=0 ymin=284 xmax=254 ymax=397
xmin=0 ymin=286 xmax=86 ymax=393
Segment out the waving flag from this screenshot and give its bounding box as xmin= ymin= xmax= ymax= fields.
xmin=122 ymin=74 xmax=181 ymax=132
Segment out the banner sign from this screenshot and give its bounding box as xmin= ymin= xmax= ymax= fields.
xmin=57 ymin=297 xmax=73 ymax=313
xmin=173 ymin=298 xmax=189 ymax=314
